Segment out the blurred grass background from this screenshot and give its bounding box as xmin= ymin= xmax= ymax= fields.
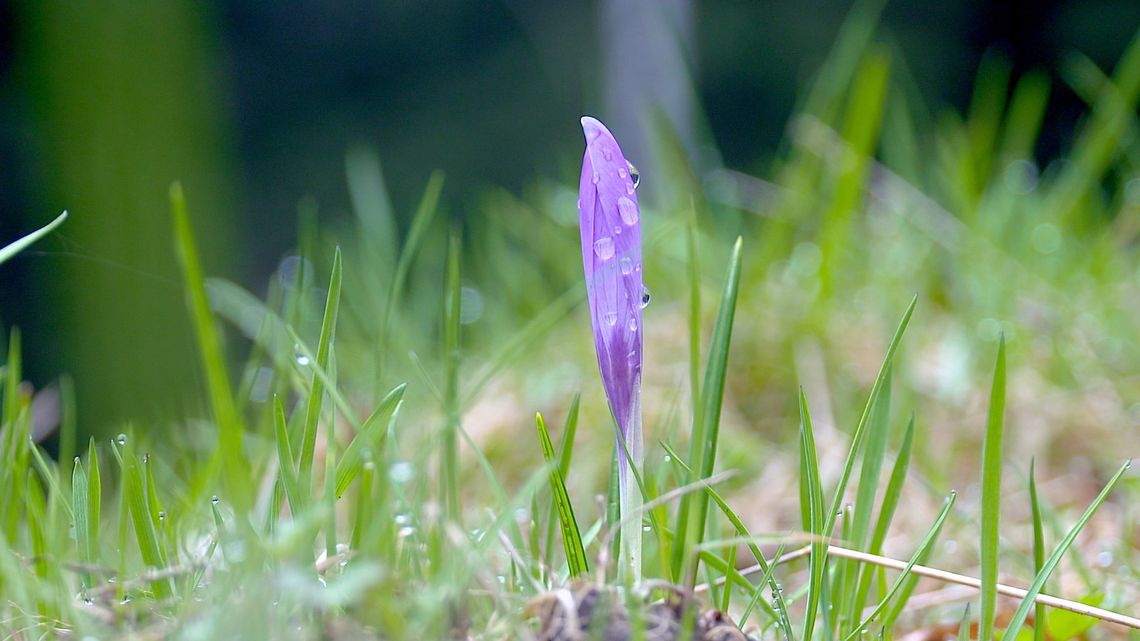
xmin=1 ymin=0 xmax=1139 ymax=446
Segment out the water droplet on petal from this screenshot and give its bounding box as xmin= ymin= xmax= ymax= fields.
xmin=627 ymin=162 xmax=640 ymax=188
xmin=617 ymin=196 xmax=639 ymax=225
xmin=620 ymin=257 xmax=633 ymax=275
xmin=627 ymin=318 xmax=637 ymax=332
xmin=604 ymin=311 xmax=618 ymax=326
xmin=602 ymin=148 xmax=612 ymax=161
xmin=618 ymin=167 xmax=628 ymax=179
xmin=626 ymin=182 xmax=635 ymax=195
xmin=640 ymin=286 xmax=651 ymax=308
xmin=613 ymin=225 xmax=621 ymax=235
xmin=593 ymin=237 xmax=615 ymax=260
xmin=592 ymin=171 xmax=600 ymax=184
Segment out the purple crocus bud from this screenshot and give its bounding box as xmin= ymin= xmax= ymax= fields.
xmin=578 ymin=116 xmax=644 ymax=580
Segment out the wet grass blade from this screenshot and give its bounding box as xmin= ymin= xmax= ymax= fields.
xmin=335 ymin=383 xmax=406 ymax=496
xmin=117 ymin=439 xmax=172 ymax=599
xmin=299 ymin=247 xmax=343 ymax=491
xmin=980 ymin=336 xmax=1007 ymax=641
xmin=536 ymin=412 xmax=588 ymax=577
xmin=0 ymin=210 xmax=67 ymax=267
xmin=1001 ymin=460 xmax=1131 ymax=641
xmin=170 ymin=183 xmax=246 ymax=506
xmin=674 ymin=236 xmax=744 ymax=587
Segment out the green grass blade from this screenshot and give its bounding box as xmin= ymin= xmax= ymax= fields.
xmin=544 ymin=393 xmax=581 ymax=574
xmin=170 ymin=183 xmax=246 ymax=507
xmin=442 ymin=227 xmax=462 ymax=524
xmin=869 ymin=413 xmax=915 ymax=555
xmin=1028 ymin=459 xmax=1046 ymax=641
xmin=823 ymin=296 xmax=917 ymax=538
xmin=685 ymin=208 xmax=702 ymax=422
xmin=843 ymin=491 xmax=956 ymax=641
xmin=71 ymin=457 xmax=92 ymax=589
xmin=378 ymin=172 xmax=444 ymax=379
xmin=351 ymin=457 xmax=376 ymax=552
xmin=324 ymin=383 xmax=338 ymax=559
xmin=273 ymin=395 xmax=306 ymax=515
xmin=998 ymin=70 xmax=1050 ymax=161
xmin=959 ymin=604 xmax=972 ymax=641
xmin=0 ymin=210 xmax=67 ymax=267
xmin=535 ymin=412 xmax=588 ymax=577
xmin=674 ymin=236 xmax=744 ymax=587
xmin=345 ymin=146 xmax=397 ymax=274
xmin=118 ymin=439 xmax=172 ymax=599
xmin=799 ymin=389 xmax=829 ymax=641
xmin=335 ymin=383 xmax=406 ymax=496
xmin=842 ymin=365 xmax=893 ymax=623
xmin=660 ymin=441 xmax=790 ymax=633
xmin=1001 ymin=460 xmax=1131 ymax=641
xmin=298 ymin=247 xmax=343 ymax=490
xmin=979 ymin=335 xmax=1007 ymax=641
xmin=58 ymin=376 xmax=77 ymax=467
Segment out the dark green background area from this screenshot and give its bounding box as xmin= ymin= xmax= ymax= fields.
xmin=0 ymin=0 xmax=1137 ymax=433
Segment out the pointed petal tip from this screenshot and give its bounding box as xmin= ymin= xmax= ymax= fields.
xmin=580 ymin=116 xmax=606 ymax=142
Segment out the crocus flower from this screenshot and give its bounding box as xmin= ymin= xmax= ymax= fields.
xmin=578 ymin=116 xmax=644 ymax=581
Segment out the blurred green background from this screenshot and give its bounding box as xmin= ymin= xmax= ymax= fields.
xmin=1 ymin=0 xmax=1138 ymax=436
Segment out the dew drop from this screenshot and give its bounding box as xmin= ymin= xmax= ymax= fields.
xmin=642 ymin=525 xmax=652 ymax=532
xmin=618 ymin=167 xmax=628 ymax=179
xmin=604 ymin=311 xmax=618 ymax=326
xmin=398 ymin=526 xmax=416 ymax=538
xmin=116 ymin=434 xmax=127 ymax=445
xmin=617 ymin=196 xmax=639 ymax=226
xmin=592 ymin=170 xmax=600 ymax=184
xmin=626 ymin=182 xmax=635 ymax=195
xmin=395 ymin=513 xmax=412 ymax=526
xmin=602 ymin=148 xmax=612 ymax=161
xmin=389 ymin=461 xmax=414 ymax=483
xmin=294 ymin=343 xmax=311 ymax=367
xmin=627 ymin=318 xmax=638 ymax=332
xmin=620 ymin=257 xmax=634 ymax=275
xmin=73 ymin=456 xmax=80 ymax=464
xmin=157 ymin=511 xmax=166 ymax=521
xmin=627 ymin=162 xmax=640 ymax=188
xmin=640 ymin=286 xmax=651 ymax=308
xmin=614 ymin=225 xmax=621 ymax=235
xmin=593 ymin=237 xmax=615 ymax=260
xmin=211 ymin=496 xmax=220 ymax=505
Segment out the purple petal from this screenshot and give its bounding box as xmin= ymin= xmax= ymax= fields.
xmin=578 ymin=116 xmax=643 ymax=446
